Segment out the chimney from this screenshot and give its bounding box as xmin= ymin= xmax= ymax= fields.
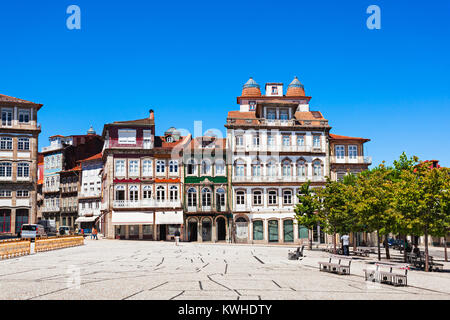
xmin=149 ymin=109 xmax=154 ymax=120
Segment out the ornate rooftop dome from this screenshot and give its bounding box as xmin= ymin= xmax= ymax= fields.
xmin=87 ymin=126 xmax=96 ymax=135
xmin=286 ymin=76 xmax=306 ymax=96
xmin=241 ymin=77 xmax=261 ymax=97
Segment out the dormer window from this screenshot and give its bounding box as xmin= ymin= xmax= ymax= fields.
xmin=118 ymin=129 xmax=136 ymax=144
xmin=280 ymin=110 xmax=288 ymax=121
xmin=166 ymin=136 xmax=173 ymax=143
xmin=249 ymin=101 xmax=256 ymax=111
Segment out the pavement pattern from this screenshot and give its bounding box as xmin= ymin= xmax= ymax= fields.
xmin=1 ymin=239 xmax=450 ymax=300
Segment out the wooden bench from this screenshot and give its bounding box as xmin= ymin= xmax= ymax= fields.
xmin=288 ymin=245 xmax=304 ymax=260
xmin=352 ymin=248 xmax=370 ymax=257
xmin=318 ymin=256 xmax=352 ymax=275
xmin=364 ymin=263 xmax=409 ymax=286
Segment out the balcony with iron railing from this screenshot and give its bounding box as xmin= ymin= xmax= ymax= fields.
xmin=42 ymin=206 xmax=60 ymax=213
xmin=113 ymin=199 xmax=181 ymax=208
xmin=233 ymin=175 xmax=312 ymax=183
xmin=330 ymin=155 xmax=372 ymax=165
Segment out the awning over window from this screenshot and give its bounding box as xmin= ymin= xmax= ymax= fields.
xmin=155 ymin=211 xmax=183 ymax=225
xmin=111 ymin=211 xmax=154 ymax=225
xmin=75 ymin=216 xmax=98 ymax=223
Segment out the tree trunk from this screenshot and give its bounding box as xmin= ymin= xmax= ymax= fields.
xmin=445 ymin=235 xmax=448 ymax=262
xmin=353 ymin=233 xmax=357 ymax=251
xmin=403 ymin=234 xmax=407 ymax=263
xmin=309 ymin=229 xmax=313 ymax=250
xmin=384 ymin=234 xmax=391 ymax=259
xmin=424 ymin=227 xmax=429 ymax=272
xmin=377 ymin=230 xmax=381 ymax=261
xmin=333 ymin=228 xmax=337 ymax=254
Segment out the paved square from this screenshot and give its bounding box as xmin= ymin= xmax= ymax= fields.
xmin=1 ymin=239 xmax=449 ymax=300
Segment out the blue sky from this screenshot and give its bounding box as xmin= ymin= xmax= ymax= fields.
xmin=0 ymin=0 xmax=449 ymax=167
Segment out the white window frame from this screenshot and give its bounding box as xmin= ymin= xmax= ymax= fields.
xmin=115 ymin=159 xmax=126 ymax=176
xmin=118 ymin=129 xmax=136 ymax=144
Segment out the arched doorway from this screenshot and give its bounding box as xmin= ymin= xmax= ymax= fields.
xmin=0 ymin=209 xmax=11 ymax=233
xmin=268 ymin=220 xmax=279 ymax=243
xmin=202 ymin=218 xmax=212 ymax=242
xmin=188 ymin=219 xmax=198 ymax=242
xmin=216 ymin=217 xmax=226 ymax=241
xmin=235 ymin=217 xmax=248 ymax=243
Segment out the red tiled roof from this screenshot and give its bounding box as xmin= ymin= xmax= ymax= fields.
xmin=329 ymin=134 xmax=370 ymax=142
xmin=0 ymin=94 xmax=43 ymax=109
xmin=60 ymin=165 xmax=81 ymax=173
xmin=79 ymin=152 xmax=102 ymax=163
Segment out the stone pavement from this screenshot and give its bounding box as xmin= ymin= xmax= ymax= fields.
xmin=0 ymin=239 xmax=450 ymax=300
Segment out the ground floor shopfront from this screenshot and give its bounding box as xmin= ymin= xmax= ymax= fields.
xmin=0 ymin=208 xmax=30 ymax=236
xmin=185 ymin=214 xmax=231 ymax=242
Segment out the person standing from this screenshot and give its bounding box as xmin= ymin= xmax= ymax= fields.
xmin=92 ymin=227 xmax=98 ymax=240
xmin=341 ymin=234 xmax=350 ymax=256
xmin=174 ymin=230 xmax=180 ymax=246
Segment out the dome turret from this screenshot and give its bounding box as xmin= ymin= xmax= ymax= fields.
xmin=241 ymin=77 xmax=261 ymax=97
xmin=286 ymin=76 xmax=306 ymax=96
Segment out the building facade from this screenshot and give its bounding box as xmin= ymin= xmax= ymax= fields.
xmin=182 ymin=136 xmax=232 ymax=242
xmin=101 ymin=111 xmax=190 ymax=240
xmin=0 ymin=94 xmax=42 ymax=236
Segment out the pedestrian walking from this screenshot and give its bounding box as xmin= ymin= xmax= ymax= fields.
xmin=341 ymin=234 xmax=350 ymax=256
xmin=93 ymin=227 xmax=98 ymax=240
xmin=174 ymin=230 xmax=180 ymax=246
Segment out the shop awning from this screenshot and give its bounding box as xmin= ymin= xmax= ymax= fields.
xmin=155 ymin=211 xmax=183 ymax=225
xmin=111 ymin=211 xmax=154 ymax=225
xmin=75 ymin=216 xmax=98 ymax=223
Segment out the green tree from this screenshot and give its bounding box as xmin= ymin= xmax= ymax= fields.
xmin=294 ymin=181 xmax=320 ymax=250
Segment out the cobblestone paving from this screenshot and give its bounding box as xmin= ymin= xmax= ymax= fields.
xmin=1 ymin=239 xmax=449 ymax=300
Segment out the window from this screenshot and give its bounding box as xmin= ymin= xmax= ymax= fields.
xmin=1 ymin=108 xmax=12 ymax=126
xmin=0 ymin=190 xmax=12 ymax=197
xmin=253 ymin=134 xmax=260 ymax=146
xmin=267 ymin=161 xmax=276 ymax=177
xmin=215 ymin=160 xmax=225 ymax=175
xmin=18 ymin=138 xmax=30 ymax=150
xmin=283 ymin=220 xmax=294 ymax=242
xmin=282 ymin=161 xmax=291 ymax=177
xmin=267 ymin=134 xmax=274 ymax=146
xmin=313 ymin=160 xmax=322 ymax=176
xmin=83 ymin=183 xmax=88 ymax=193
xmin=267 ymin=109 xmax=276 ymax=120
xmin=271 ymin=86 xmax=278 ymax=94
xmin=0 ymin=137 xmax=12 ymax=150
xmin=336 ymin=145 xmax=345 ymax=159
xmin=187 ymin=188 xmax=197 ymax=207
xmin=88 ymin=202 xmax=92 ymax=209
xmin=236 ymin=191 xmax=245 ymax=205
xmin=282 ymin=135 xmax=290 ymax=146
xmin=143 ymin=186 xmax=152 ymax=199
xmin=156 ymin=160 xmax=165 ymax=173
xmin=313 ymin=136 xmax=321 ymax=148
xmin=200 ymin=160 xmax=211 ymax=175
xmin=280 ymin=110 xmax=288 ymax=120
xmin=169 ymin=160 xmax=178 ymax=174
xmin=16 ymin=190 xmax=29 ymax=197
xmin=297 ymin=160 xmax=306 ymax=177
xmin=118 ymin=129 xmax=136 ymax=144
xmin=81 ymin=202 xmax=85 ymax=209
xmin=296 ymin=135 xmax=305 ymax=146
xmin=216 ymin=188 xmax=225 ymax=208
xmin=253 ymin=221 xmax=264 ymax=241
xmin=348 ymin=145 xmax=358 ymax=159
xmin=252 ymin=161 xmax=261 ymax=177
xmin=0 ymin=162 xmax=12 ymax=178
xmin=18 ymin=109 xmax=30 ymax=123
xmin=283 ymin=190 xmax=292 ymax=205
xmin=253 ymin=190 xmax=262 ymax=205
xmin=235 ymin=135 xmax=243 ymax=146
xmin=143 ymin=130 xmax=152 ymax=149
xmin=201 ymin=188 xmax=211 ymax=207
xmin=249 ymin=101 xmax=256 ymax=111
xmin=115 ymin=160 xmax=125 ymax=176
xmin=337 ymin=172 xmax=346 ymax=181
xmin=268 ymin=220 xmax=279 ymax=242
xmin=235 ymin=161 xmax=245 ymax=177
xmin=166 ymin=136 xmax=173 ymax=143
xmin=129 ymin=186 xmax=138 ymax=201
xmin=156 ymin=186 xmax=165 ymax=201
xmin=169 ymin=186 xmax=178 ymax=201
xmin=142 ymin=160 xmax=152 ymax=176
xmin=89 ymin=182 xmax=94 ymax=192
xmin=128 ymin=160 xmax=139 ymax=176
xmin=268 ymin=190 xmax=277 ymax=205
xmin=115 ymin=185 xmax=125 ymax=200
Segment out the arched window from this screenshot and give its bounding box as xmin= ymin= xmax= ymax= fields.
xmin=129 ymin=185 xmax=138 ymax=201
xmin=236 ymin=190 xmax=245 ymax=205
xmin=156 ymin=186 xmax=165 ymax=201
xmin=252 ymin=160 xmax=261 ymax=177
xmin=253 ymin=190 xmax=262 ymax=205
xmin=297 ymin=160 xmax=306 ymax=177
xmin=143 ymin=160 xmax=152 ymax=176
xmin=283 ymin=220 xmax=294 ymax=242
xmin=187 ymin=159 xmax=196 ymax=175
xmin=216 ymin=188 xmax=225 ymax=208
xmin=283 ymin=190 xmax=293 ymax=205
xmin=143 ymin=186 xmax=152 ymax=199
xmin=187 ymin=187 xmax=197 ymax=207
xmin=156 ymin=160 xmax=165 ymax=173
xmin=169 ymin=160 xmax=178 ymax=174
xmin=201 ymin=187 xmax=211 ymax=207
xmin=201 ymin=160 xmax=211 ymax=175
xmin=282 ymin=160 xmax=291 ymax=177
xmin=169 ymin=185 xmax=178 ymax=201
xmin=215 ymin=159 xmax=225 ymax=175
xmin=253 ymin=220 xmax=264 ymax=241
xmin=115 ymin=185 xmax=125 ymax=200
xmin=267 ymin=160 xmax=276 ymax=177
xmin=268 ymin=190 xmax=277 ymax=205
xmin=313 ymin=160 xmax=322 ymax=176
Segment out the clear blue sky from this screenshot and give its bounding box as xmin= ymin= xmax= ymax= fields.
xmin=0 ymin=0 xmax=449 ymax=167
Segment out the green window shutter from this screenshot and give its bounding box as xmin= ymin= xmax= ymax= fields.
xmin=283 ymin=220 xmax=294 ymax=242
